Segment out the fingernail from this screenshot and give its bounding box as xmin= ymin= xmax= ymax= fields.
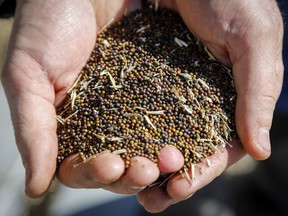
xmin=257 ymin=128 xmax=271 ymax=154
xmin=185 ymin=192 xmax=195 ymax=199
xmin=128 ymin=185 xmax=146 ymax=191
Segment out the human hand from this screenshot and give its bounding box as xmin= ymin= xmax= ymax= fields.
xmin=1 ymin=0 xmax=283 ymax=213
xmin=1 ymin=0 xmax=184 ymax=198
xmin=137 ymin=0 xmax=283 ymax=212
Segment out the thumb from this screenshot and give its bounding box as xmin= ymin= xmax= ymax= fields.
xmin=1 ymin=51 xmax=58 ymax=198
xmin=227 ymin=4 xmax=284 ymax=160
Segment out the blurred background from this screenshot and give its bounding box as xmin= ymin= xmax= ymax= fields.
xmin=0 ymin=1 xmax=287 ymax=216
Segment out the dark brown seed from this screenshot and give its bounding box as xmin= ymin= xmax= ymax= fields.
xmin=56 ymin=3 xmax=238 ymax=178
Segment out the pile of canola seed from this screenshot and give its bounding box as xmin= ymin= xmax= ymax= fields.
xmin=56 ymin=4 xmax=237 ymax=173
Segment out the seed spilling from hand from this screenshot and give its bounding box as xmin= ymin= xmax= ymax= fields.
xmin=56 ymin=3 xmax=237 ymax=177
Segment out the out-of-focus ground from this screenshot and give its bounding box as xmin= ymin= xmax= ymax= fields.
xmin=1 ymin=3 xmax=288 ymax=214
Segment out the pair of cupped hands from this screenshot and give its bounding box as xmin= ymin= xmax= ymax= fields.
xmin=1 ymin=0 xmax=283 ymax=213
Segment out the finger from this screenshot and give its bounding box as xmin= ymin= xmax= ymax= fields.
xmin=106 ymin=145 xmax=184 ymax=194
xmin=226 ymin=4 xmax=284 ymax=160
xmin=59 ymin=154 xmax=158 ymax=194
xmin=58 ymin=145 xmax=182 ymax=194
xmin=102 ymin=156 xmax=159 ymax=194
xmin=1 ymin=54 xmax=58 ymax=198
xmin=166 ymin=141 xmax=244 ymax=200
xmin=138 ymin=140 xmax=245 ymax=212
xmin=58 ymin=152 xmax=125 ymax=188
xmin=157 ymin=145 xmax=184 ymax=173
xmin=137 ymin=185 xmax=176 ymax=213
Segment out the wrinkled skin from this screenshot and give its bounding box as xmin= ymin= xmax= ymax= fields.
xmin=1 ymin=0 xmax=283 ymax=213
